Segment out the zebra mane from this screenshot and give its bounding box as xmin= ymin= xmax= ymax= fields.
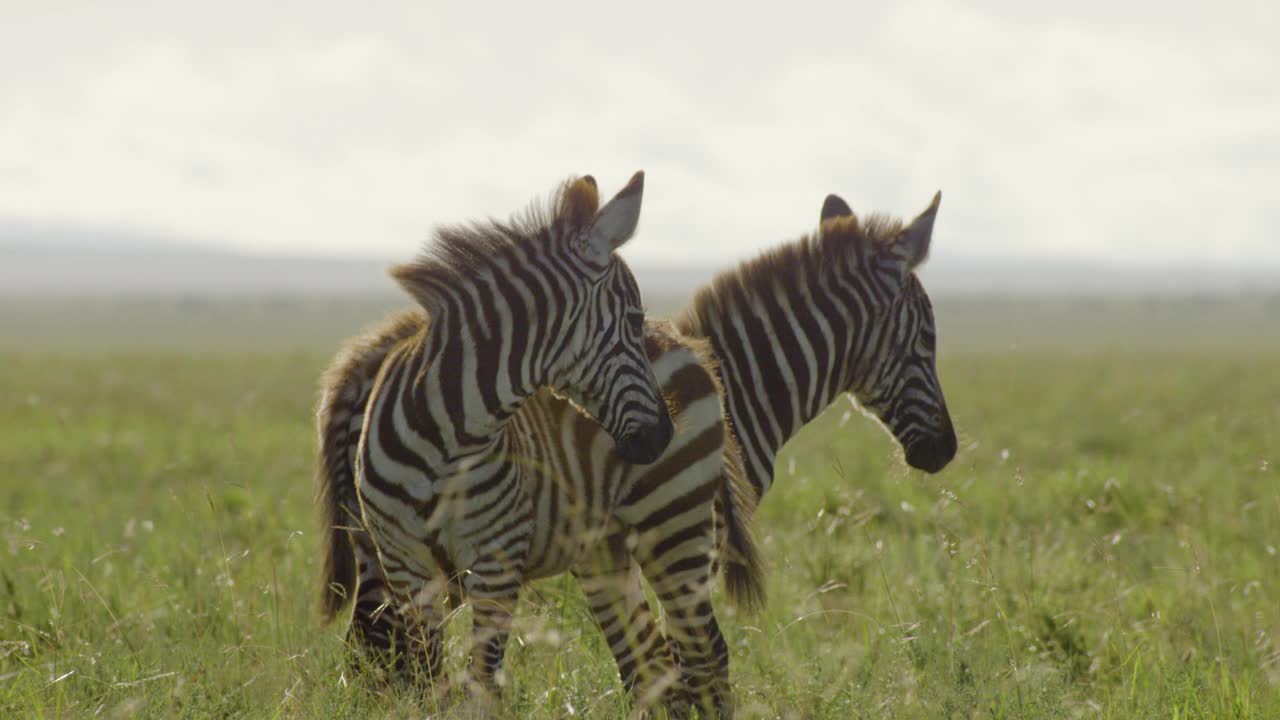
xmin=390 ymin=176 xmax=600 ymax=310
xmin=676 ymin=210 xmax=904 ymax=337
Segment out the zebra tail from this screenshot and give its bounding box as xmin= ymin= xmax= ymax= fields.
xmin=315 ymin=309 xmax=429 ymax=622
xmin=719 ymin=433 xmax=766 ymax=612
xmin=315 ymin=373 xmax=361 ymax=622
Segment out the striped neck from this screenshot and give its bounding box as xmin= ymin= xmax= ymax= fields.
xmin=675 ymin=225 xmax=904 ymax=498
xmin=678 ymin=275 xmax=870 ymax=498
xmin=406 ymin=292 xmax=541 ymax=456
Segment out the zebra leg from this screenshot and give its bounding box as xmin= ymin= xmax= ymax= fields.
xmin=459 ymin=556 xmax=524 ymax=699
xmin=345 ymin=529 xmax=422 ymax=675
xmin=633 ymin=523 xmax=733 ymax=717
xmin=574 ymin=534 xmax=681 ymax=712
xmin=377 ymin=553 xmax=451 ymax=696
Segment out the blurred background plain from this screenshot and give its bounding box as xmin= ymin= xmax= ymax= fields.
xmin=3 ymin=1 xmax=1278 ymax=350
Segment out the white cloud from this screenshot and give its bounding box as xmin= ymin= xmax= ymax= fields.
xmin=1 ymin=0 xmax=1277 ymax=270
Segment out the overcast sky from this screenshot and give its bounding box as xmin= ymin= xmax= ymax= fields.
xmin=2 ymin=1 xmax=1277 ymax=269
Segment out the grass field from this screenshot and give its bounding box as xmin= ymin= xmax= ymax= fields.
xmin=2 ymin=295 xmax=1278 ymax=718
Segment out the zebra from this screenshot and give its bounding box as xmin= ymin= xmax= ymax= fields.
xmin=317 ymin=172 xmax=763 ymax=715
xmin=674 ymin=191 xmax=957 ymax=497
xmin=320 ymin=188 xmax=954 ymax=712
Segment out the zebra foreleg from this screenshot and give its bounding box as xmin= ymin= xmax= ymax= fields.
xmin=459 ymin=558 xmax=524 ymax=699
xmin=574 ymin=538 xmax=682 ymax=714
xmin=634 ymin=526 xmax=733 ymax=717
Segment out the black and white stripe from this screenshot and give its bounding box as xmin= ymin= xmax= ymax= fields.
xmin=316 ymin=172 xmax=762 ymax=715
xmin=676 ymin=191 xmax=957 ymax=498
xmin=320 ymin=313 xmax=761 ymax=715
xmin=325 ymin=172 xmax=671 ymax=691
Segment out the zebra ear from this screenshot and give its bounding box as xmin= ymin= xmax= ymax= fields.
xmin=560 ymin=175 xmax=601 ymax=230
xmin=821 ymin=194 xmax=853 ymax=224
xmin=576 ymin=171 xmax=644 ymax=267
xmin=892 ymin=191 xmax=941 ymax=270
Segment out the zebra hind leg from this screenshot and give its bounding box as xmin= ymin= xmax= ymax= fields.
xmin=328 ymin=510 xmax=441 ymax=681
xmin=340 ymin=530 xmax=409 ymax=671
xmin=574 ymin=533 xmax=683 ymax=714
xmin=366 ymin=549 xmax=452 ymax=705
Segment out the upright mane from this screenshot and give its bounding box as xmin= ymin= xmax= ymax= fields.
xmin=390 ymin=176 xmax=600 ymax=309
xmin=675 ymin=210 xmax=904 ymax=337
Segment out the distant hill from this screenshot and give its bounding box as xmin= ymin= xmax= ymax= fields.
xmin=2 ymin=220 xmax=1276 ymax=298
xmin=0 ymin=220 xmax=391 ymax=296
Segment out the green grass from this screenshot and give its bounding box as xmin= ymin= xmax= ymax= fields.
xmin=1 ymin=299 xmax=1278 ymax=718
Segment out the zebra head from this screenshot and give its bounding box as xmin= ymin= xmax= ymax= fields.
xmin=548 ymin=171 xmax=674 ymax=465
xmin=823 ymin=192 xmax=957 ymax=473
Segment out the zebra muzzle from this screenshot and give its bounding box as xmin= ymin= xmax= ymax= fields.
xmin=904 ymin=426 xmax=958 ymax=474
xmin=614 ymin=408 xmax=675 ymax=465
